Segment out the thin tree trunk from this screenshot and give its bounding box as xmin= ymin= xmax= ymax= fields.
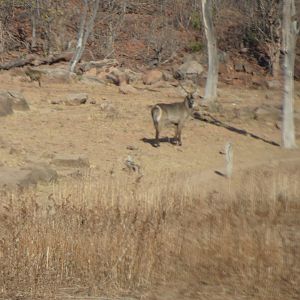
xmin=69 ymin=0 xmax=100 ymax=73
xmin=31 ymin=14 xmax=37 ymax=49
xmin=69 ymin=0 xmax=88 ymax=73
xmin=202 ymin=0 xmax=218 ymax=103
xmin=282 ymin=0 xmax=299 ymax=148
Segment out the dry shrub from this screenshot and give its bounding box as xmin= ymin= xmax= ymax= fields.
xmin=0 ymin=163 xmax=299 ymax=299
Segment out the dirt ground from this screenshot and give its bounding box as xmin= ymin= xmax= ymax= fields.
xmin=0 ymin=70 xmax=300 ymax=299
xmin=0 ymin=70 xmax=300 ymax=183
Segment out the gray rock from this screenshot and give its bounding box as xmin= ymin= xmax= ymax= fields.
xmin=254 ymin=105 xmax=281 ymax=122
xmin=0 ymin=93 xmax=13 ymax=116
xmin=39 ymin=68 xmax=76 ymax=83
xmin=266 ymin=80 xmax=281 ymax=90
xmin=119 ymin=84 xmax=138 ymax=94
xmin=0 ymin=91 xmax=30 ymax=117
xmin=142 ymin=70 xmax=163 ymax=85
xmin=51 ymin=154 xmax=90 ymax=168
xmin=175 ymin=60 xmax=204 ymax=79
xmin=80 ymin=75 xmax=105 ymax=85
xmin=0 ymin=164 xmax=57 ymax=189
xmin=64 ymin=93 xmax=88 ymax=106
xmin=6 ymin=91 xmax=30 ymax=111
xmin=234 ymin=63 xmax=245 ymax=72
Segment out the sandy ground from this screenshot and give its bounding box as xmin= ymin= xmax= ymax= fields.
xmin=0 ymin=70 xmax=300 ymax=299
xmin=0 ymin=72 xmax=299 ymax=183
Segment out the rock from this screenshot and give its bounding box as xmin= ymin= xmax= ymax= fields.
xmin=51 ymin=155 xmax=90 ymax=168
xmin=80 ymin=75 xmax=105 ymax=85
xmin=79 ymin=59 xmax=119 ymax=73
xmin=64 ymin=93 xmax=88 ymax=106
xmin=162 ymin=70 xmax=174 ymax=81
xmin=254 ymin=105 xmax=281 ymax=122
xmin=251 ymin=76 xmax=268 ymax=89
xmin=119 ymin=83 xmax=138 ymax=94
xmin=40 ymin=68 xmax=76 ymax=83
xmin=243 ymin=63 xmax=255 ymax=75
xmin=124 ymin=68 xmax=142 ymax=83
xmin=0 ymin=91 xmax=30 ymax=116
xmin=218 ymin=63 xmax=229 ymax=75
xmin=234 ymin=63 xmax=245 ymax=72
xmin=124 ymin=155 xmax=140 ymax=173
xmin=142 ymin=70 xmax=163 ymax=85
xmin=106 ymin=68 xmax=129 ymax=86
xmin=175 ymin=60 xmax=204 ymax=80
xmin=218 ymin=50 xmax=229 ymax=64
xmin=0 ymin=164 xmax=57 ymax=189
xmin=8 ymin=91 xmax=30 ymax=111
xmin=0 ymin=93 xmax=13 ymax=117
xmin=267 ymin=79 xmax=281 ymax=90
xmin=85 ymin=67 xmax=97 ymax=76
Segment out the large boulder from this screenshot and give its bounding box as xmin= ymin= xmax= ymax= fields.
xmin=106 ymin=67 xmax=129 ymax=86
xmin=6 ymin=91 xmax=30 ymax=111
xmin=0 ymin=94 xmax=13 ymax=117
xmin=119 ymin=83 xmax=138 ymax=94
xmin=142 ymin=70 xmax=163 ymax=85
xmin=0 ymin=164 xmax=57 ymax=189
xmin=64 ymin=93 xmax=88 ymax=106
xmin=175 ymin=60 xmax=204 ymax=80
xmin=39 ymin=68 xmax=76 ymax=83
xmin=0 ymin=91 xmax=29 ymax=117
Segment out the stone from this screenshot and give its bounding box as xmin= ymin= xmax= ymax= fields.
xmin=254 ymin=105 xmax=281 ymax=122
xmin=8 ymin=91 xmax=30 ymax=111
xmin=119 ymin=84 xmax=138 ymax=94
xmin=106 ymin=68 xmax=129 ymax=86
xmin=40 ymin=68 xmax=76 ymax=83
xmin=0 ymin=91 xmax=30 ymax=116
xmin=51 ymin=154 xmax=90 ymax=168
xmin=0 ymin=164 xmax=57 ymax=189
xmin=0 ymin=94 xmax=13 ymax=116
xmin=64 ymin=93 xmax=88 ymax=106
xmin=266 ymin=79 xmax=281 ymax=90
xmin=80 ymin=75 xmax=105 ymax=85
xmin=175 ymin=60 xmax=204 ymax=79
xmin=234 ymin=63 xmax=245 ymax=72
xmin=85 ymin=67 xmax=97 ymax=76
xmin=142 ymin=70 xmax=163 ymax=85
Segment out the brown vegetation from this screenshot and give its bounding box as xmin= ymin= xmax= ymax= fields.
xmin=0 ymin=162 xmax=299 ymax=299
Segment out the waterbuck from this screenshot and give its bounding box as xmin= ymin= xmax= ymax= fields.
xmin=151 ymin=88 xmax=197 ymax=147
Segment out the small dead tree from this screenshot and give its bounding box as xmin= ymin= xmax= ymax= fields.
xmin=282 ymin=0 xmax=299 ymax=149
xmin=31 ymin=0 xmax=40 ymax=50
xmin=69 ymin=0 xmax=100 ymax=73
xmin=225 ymin=142 xmax=233 ymax=178
xmin=201 ymin=0 xmax=219 ymax=103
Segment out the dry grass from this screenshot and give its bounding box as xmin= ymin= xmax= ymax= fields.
xmin=0 ymin=163 xmax=299 ymax=300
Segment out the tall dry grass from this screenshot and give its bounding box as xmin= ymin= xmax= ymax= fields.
xmin=0 ymin=163 xmax=299 ymax=299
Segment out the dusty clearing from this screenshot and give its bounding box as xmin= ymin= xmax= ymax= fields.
xmin=0 ymin=72 xmax=300 ymax=299
xmin=0 ymin=73 xmax=299 ymax=180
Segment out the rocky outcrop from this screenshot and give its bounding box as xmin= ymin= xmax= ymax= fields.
xmin=0 ymin=91 xmax=30 ymax=117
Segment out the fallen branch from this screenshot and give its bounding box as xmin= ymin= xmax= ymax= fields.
xmin=0 ymin=52 xmax=73 ymax=71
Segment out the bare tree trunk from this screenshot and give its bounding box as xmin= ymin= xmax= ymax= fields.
xmin=0 ymin=21 xmax=4 ymax=54
xmin=282 ymin=0 xmax=299 ymax=148
xmin=69 ymin=0 xmax=88 ymax=73
xmin=69 ymin=0 xmax=100 ymax=73
xmin=31 ymin=14 xmax=37 ymax=49
xmin=202 ymin=0 xmax=218 ymax=103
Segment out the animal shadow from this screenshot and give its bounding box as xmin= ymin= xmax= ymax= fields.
xmin=142 ymin=137 xmax=176 ymax=147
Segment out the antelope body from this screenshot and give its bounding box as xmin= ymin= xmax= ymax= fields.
xmin=25 ymin=67 xmax=42 ymax=87
xmin=151 ymin=93 xmax=196 ymax=147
